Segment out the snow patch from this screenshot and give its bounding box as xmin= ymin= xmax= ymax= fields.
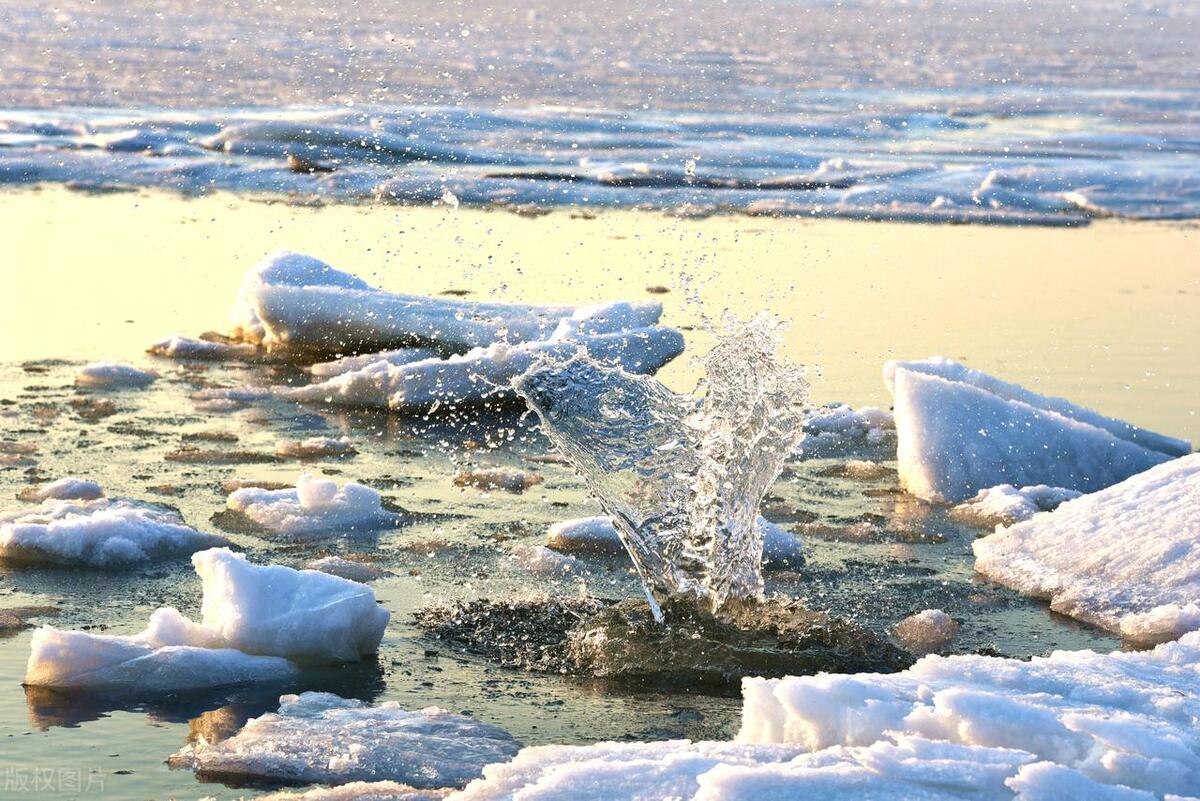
xmin=309 ymin=348 xmax=442 ymax=378
xmin=951 ymin=484 xmax=1083 ymax=528
xmin=974 ymin=454 xmax=1200 ymax=643
xmin=893 ymin=609 xmax=959 ymax=655
xmin=303 ymin=555 xmax=388 ymax=583
xmin=17 ymin=477 xmax=105 ymax=502
xmin=226 ymin=473 xmax=399 ymax=537
xmin=170 ymin=691 xmax=520 ymax=789
xmin=276 ymin=435 xmax=357 ymax=459
xmin=75 ymin=362 xmax=157 ymax=389
xmin=147 ymin=335 xmax=259 ymax=361
xmin=0 ymin=497 xmax=226 ymax=567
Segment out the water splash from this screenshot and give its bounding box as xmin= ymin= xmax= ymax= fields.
xmin=514 ymin=314 xmax=808 ymax=622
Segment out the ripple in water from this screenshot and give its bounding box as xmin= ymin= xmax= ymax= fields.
xmin=514 ymin=315 xmax=809 ymax=622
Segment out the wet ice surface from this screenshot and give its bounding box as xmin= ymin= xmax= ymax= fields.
xmin=0 ymin=356 xmax=1122 ymax=799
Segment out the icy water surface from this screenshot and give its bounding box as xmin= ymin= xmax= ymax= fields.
xmin=0 ymin=356 xmax=1120 ymax=800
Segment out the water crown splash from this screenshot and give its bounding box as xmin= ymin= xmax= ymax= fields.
xmin=514 ymin=314 xmax=809 ymax=622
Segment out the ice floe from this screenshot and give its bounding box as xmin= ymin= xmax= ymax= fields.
xmin=147 ymin=335 xmax=260 ymax=361
xmin=16 ymin=477 xmax=105 ymax=502
xmin=309 ymin=348 xmax=442 ymax=378
xmin=276 ymin=435 xmax=358 ymax=459
xmin=974 ymin=454 xmax=1200 ymax=644
xmin=226 ymin=473 xmax=399 ymax=538
xmin=284 ymin=327 xmax=685 ymax=412
xmin=886 ymin=358 xmax=1185 ymax=502
xmin=75 ymin=362 xmax=158 ymax=389
xmin=303 ymin=555 xmax=388 ymax=583
xmin=545 ymin=516 xmax=804 ymax=569
xmin=507 ymin=544 xmax=580 ymax=577
xmin=193 ymin=548 xmax=390 ymax=663
xmin=230 ymin=250 xmax=665 ymax=357
xmin=256 ymin=782 xmax=448 ymax=801
xmin=453 ymin=467 xmax=543 ymax=494
xmin=795 ymin=403 xmax=896 ymax=460
xmin=951 ymin=484 xmax=1082 ymax=528
xmin=736 ymin=631 xmax=1200 ymax=799
xmin=893 ymin=609 xmax=960 ymax=655
xmin=169 ymin=691 xmax=520 ymax=789
xmin=0 ymin=497 xmax=226 ymax=567
xmin=24 ymin=607 xmax=298 ymax=691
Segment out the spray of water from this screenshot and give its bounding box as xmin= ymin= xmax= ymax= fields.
xmin=514 ymin=314 xmax=808 ymax=622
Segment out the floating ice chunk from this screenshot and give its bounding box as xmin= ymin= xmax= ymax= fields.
xmin=256 ymin=782 xmax=449 ymax=801
xmin=170 ymin=691 xmax=520 ymax=789
xmin=16 ymin=477 xmax=104 ymax=502
xmin=0 ymin=497 xmax=226 ymax=567
xmin=276 ymin=435 xmax=357 ymax=459
xmin=283 ymin=327 xmax=685 ymax=411
xmin=230 ymin=250 xmax=663 ymax=356
xmin=24 ymin=607 xmax=297 ymax=691
xmin=147 ymin=335 xmax=260 ymax=361
xmin=75 ymin=362 xmax=157 ymax=389
xmin=893 ymin=609 xmax=959 ymax=655
xmin=796 ymin=404 xmax=896 ymax=459
xmin=507 ymin=544 xmax=579 ymax=577
xmin=193 ymin=548 xmax=390 ymax=663
xmin=545 ymin=516 xmax=803 ymax=569
xmin=454 ymin=467 xmax=543 ymax=494
xmin=226 ymin=473 xmax=399 ymax=537
xmin=303 ymin=555 xmax=388 ymax=583
xmin=738 ymin=632 xmax=1200 ymax=798
xmin=885 ymin=357 xmax=1192 ymax=458
xmin=973 ymin=454 xmax=1200 ymax=644
xmin=888 ymin=365 xmax=1175 ymax=502
xmin=309 ymin=348 xmax=441 ymax=378
xmin=951 ymin=484 xmax=1082 ymax=528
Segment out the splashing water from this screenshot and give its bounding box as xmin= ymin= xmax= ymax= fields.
xmin=514 ymin=315 xmax=809 ymax=622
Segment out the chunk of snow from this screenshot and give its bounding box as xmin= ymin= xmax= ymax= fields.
xmin=226 ymin=473 xmax=399 ymax=537
xmin=303 ymin=555 xmax=387 ymax=583
xmin=796 ymin=404 xmax=896 ymax=459
xmin=0 ymin=497 xmax=226 ymax=567
xmin=75 ymin=362 xmax=157 ymax=389
xmin=170 ymin=691 xmax=520 ymax=789
xmin=885 ymin=357 xmax=1192 ymax=458
xmin=507 ymin=544 xmax=579 ymax=577
xmin=283 ymin=327 xmax=685 ymax=411
xmin=147 ymin=335 xmax=259 ymax=361
xmin=973 ymin=454 xmax=1200 ymax=644
xmin=24 ymin=607 xmax=297 ymax=691
xmin=893 ymin=609 xmax=959 ymax=655
xmin=454 ymin=467 xmax=543 ymax=494
xmin=309 ymin=348 xmax=441 ymax=378
xmin=546 ymin=516 xmax=803 ymax=568
xmin=276 ymin=435 xmax=357 ymax=459
xmin=888 ymin=365 xmax=1175 ymax=502
xmin=731 ymin=632 xmax=1200 ymax=799
xmin=17 ymin=477 xmax=104 ymax=502
xmin=193 ymin=547 xmax=390 ymax=663
xmin=952 ymin=484 xmax=1083 ymax=527
xmin=230 ymin=250 xmax=663 ymax=356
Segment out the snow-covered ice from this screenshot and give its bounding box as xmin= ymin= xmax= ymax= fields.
xmin=974 ymin=454 xmax=1200 ymax=644
xmin=0 ymin=497 xmax=226 ymax=567
xmin=75 ymin=362 xmax=158 ymax=389
xmin=545 ymin=516 xmax=804 ymax=569
xmin=303 ymin=555 xmax=388 ymax=583
xmin=507 ymin=544 xmax=580 ymax=577
xmin=256 ymin=782 xmax=448 ymax=801
xmin=284 ymin=327 xmax=685 ymax=412
xmin=736 ymin=631 xmax=1200 ymax=799
xmin=226 ymin=473 xmax=399 ymax=537
xmin=309 ymin=348 xmax=441 ymax=378
xmin=885 ymin=358 xmax=1192 ymax=458
xmin=276 ymin=435 xmax=358 ymax=459
xmin=193 ymin=548 xmax=390 ymax=663
xmin=454 ymin=467 xmax=543 ymax=494
xmin=147 ymin=335 xmax=260 ymax=361
xmin=893 ymin=609 xmax=960 ymax=655
xmin=24 ymin=607 xmax=298 ymax=691
xmin=795 ymin=404 xmax=896 ymax=460
xmin=16 ymin=477 xmax=105 ymax=502
xmin=951 ymin=484 xmax=1083 ymax=528
xmin=886 ymin=358 xmax=1183 ymax=502
xmin=170 ymin=691 xmax=520 ymax=789
xmin=230 ymin=250 xmax=664 ymax=357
